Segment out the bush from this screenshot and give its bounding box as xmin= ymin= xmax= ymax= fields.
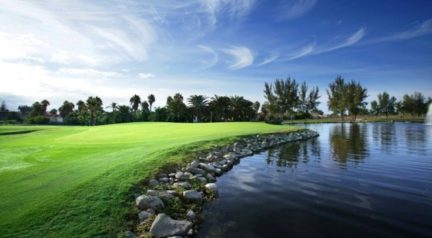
xmin=25 ymin=116 xmax=49 ymax=124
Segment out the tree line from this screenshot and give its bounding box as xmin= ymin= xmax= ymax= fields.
xmin=1 ymin=75 xmax=430 ymax=125
xmin=0 ymin=93 xmax=260 ymax=125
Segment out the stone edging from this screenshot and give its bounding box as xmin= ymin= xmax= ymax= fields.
xmin=127 ymin=129 xmax=319 ymax=238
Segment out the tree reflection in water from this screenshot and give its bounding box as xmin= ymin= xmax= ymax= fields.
xmin=265 ymin=137 xmax=321 ymax=169
xmin=329 ymin=123 xmax=368 ymax=167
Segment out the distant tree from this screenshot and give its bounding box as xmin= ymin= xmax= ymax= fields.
xmin=327 ymin=76 xmax=347 ymax=120
xmin=370 ymin=100 xmax=379 ymax=115
xmin=41 ymin=99 xmax=50 ymax=114
xmin=76 ymin=100 xmax=88 ymax=125
xmin=50 ymin=108 xmax=58 ymax=115
xmin=188 ymin=95 xmax=208 ymax=122
xmin=167 ymin=93 xmax=188 ymax=122
xmin=346 ymin=80 xmax=368 ymax=121
xmin=86 ymin=96 xmax=103 ymax=125
xmin=141 ymin=101 xmax=150 ymax=121
xmin=264 ymin=77 xmax=299 ymax=119
xmin=209 ymin=95 xmax=231 ymax=122
xmin=229 ymin=96 xmax=256 ymax=121
xmin=116 ymin=105 xmax=132 ymax=123
xmin=18 ymin=105 xmax=32 ymax=117
xmin=298 ymin=82 xmax=320 ymax=118
xmin=107 ymin=102 xmax=118 ymax=112
xmin=377 ymin=92 xmax=396 ymax=118
xmin=59 ymin=101 xmax=75 ymax=118
xmin=148 ymin=94 xmax=155 ymax=112
xmin=401 ymin=92 xmax=428 ymax=116
xmin=30 ymin=102 xmax=44 ymax=117
xmin=151 ymin=107 xmax=168 ymax=121
xmin=130 ymin=94 xmax=141 ymax=112
xmin=253 ymin=101 xmax=260 ymax=113
xmin=0 ymin=101 xmax=7 ymax=112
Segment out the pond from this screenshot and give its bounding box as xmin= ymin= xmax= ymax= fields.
xmin=197 ymin=123 xmax=432 ymax=238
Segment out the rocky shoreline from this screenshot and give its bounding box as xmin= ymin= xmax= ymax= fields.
xmin=128 ymin=129 xmax=319 ymax=238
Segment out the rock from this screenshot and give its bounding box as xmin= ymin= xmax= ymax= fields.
xmin=138 ymin=211 xmax=151 ymax=222
xmin=147 ymin=190 xmax=158 ymax=196
xmin=205 ymin=173 xmax=216 ymax=182
xmin=214 ymin=168 xmax=222 ymax=176
xmin=159 ymin=177 xmax=169 ymax=183
xmin=150 ymin=213 xmax=192 ymax=238
xmin=157 ymin=173 xmax=167 ymax=178
xmin=172 ymin=182 xmax=192 ymax=189
xmin=187 ymin=167 xmax=205 ymax=175
xmin=182 ymin=190 xmax=202 ymax=202
xmin=195 ymin=176 xmax=207 ymax=184
xmin=136 ymin=195 xmax=165 ymax=210
xmin=223 ymin=152 xmax=238 ymax=160
xmin=159 ymin=191 xmax=175 ymax=201
xmin=199 ymin=162 xmax=215 ymax=172
xmin=205 ymin=183 xmax=218 ymax=194
xmin=175 ymin=171 xmax=189 ymax=180
xmin=189 ymin=160 xmax=200 ymax=168
xmin=148 ymin=179 xmax=159 ymax=187
xmin=166 ymin=190 xmax=178 ymax=196
xmin=146 ymin=208 xmax=155 ymax=214
xmin=186 ymin=209 xmax=196 ymax=220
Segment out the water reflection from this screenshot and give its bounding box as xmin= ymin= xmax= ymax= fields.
xmin=266 ymin=138 xmax=321 ymax=169
xmin=329 ymin=123 xmax=368 ymax=166
xmin=266 ymin=123 xmax=370 ymax=168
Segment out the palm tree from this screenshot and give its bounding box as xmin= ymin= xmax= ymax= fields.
xmin=129 ymin=94 xmax=141 ymax=112
xmin=188 ymin=95 xmax=208 ymax=122
xmin=86 ymin=96 xmax=103 ymax=125
xmin=41 ymin=99 xmax=50 ymax=114
xmin=209 ymin=95 xmax=231 ymax=122
xmin=106 ymin=102 xmax=118 ymax=112
xmin=147 ymin=94 xmax=155 ymax=112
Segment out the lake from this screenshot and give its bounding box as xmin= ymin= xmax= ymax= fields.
xmin=197 ymin=123 xmax=432 ymax=238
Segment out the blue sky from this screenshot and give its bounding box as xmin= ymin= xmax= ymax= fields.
xmin=0 ymin=0 xmax=431 ymax=113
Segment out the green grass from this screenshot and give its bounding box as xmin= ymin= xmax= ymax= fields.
xmin=0 ymin=122 xmax=298 ymax=238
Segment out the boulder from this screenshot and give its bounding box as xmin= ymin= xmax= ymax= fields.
xmin=138 ymin=210 xmax=151 ymax=222
xmin=205 ymin=183 xmax=218 ymax=194
xmin=187 ymin=167 xmax=205 ymax=175
xmin=172 ymin=182 xmax=192 ymax=189
xmin=150 ymin=213 xmax=192 ymax=238
xmin=148 ymin=179 xmax=159 ymax=187
xmin=205 ymin=173 xmax=216 ymax=182
xmin=136 ymin=195 xmax=165 ymax=210
xmin=182 ymin=190 xmax=202 ymax=202
xmin=199 ymin=163 xmax=215 ymax=172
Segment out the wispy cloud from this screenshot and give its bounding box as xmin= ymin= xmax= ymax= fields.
xmin=201 ymin=0 xmax=256 ymax=26
xmin=371 ymin=18 xmax=432 ymax=43
xmin=257 ymin=52 xmax=280 ymax=66
xmin=138 ymin=73 xmax=156 ymax=80
xmin=197 ymin=44 xmax=219 ymax=68
xmin=223 ymin=46 xmax=254 ymax=69
xmin=286 ymin=43 xmax=316 ymax=60
xmin=279 ymin=0 xmax=318 ymax=20
xmin=316 ymin=27 xmax=366 ymax=54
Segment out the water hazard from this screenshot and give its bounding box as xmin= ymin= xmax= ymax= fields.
xmin=198 ymin=123 xmax=432 ymax=238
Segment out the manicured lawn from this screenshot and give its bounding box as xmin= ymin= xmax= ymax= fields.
xmin=0 ymin=122 xmax=297 ymax=237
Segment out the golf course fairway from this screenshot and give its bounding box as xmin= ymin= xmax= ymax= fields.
xmin=0 ymin=122 xmax=297 ymax=237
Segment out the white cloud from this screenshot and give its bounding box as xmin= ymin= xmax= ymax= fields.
xmin=58 ymin=68 xmax=122 ymax=78
xmin=138 ymin=73 xmax=156 ymax=80
xmin=257 ymin=52 xmax=280 ymax=66
xmin=201 ymin=0 xmax=256 ymax=26
xmin=372 ymin=18 xmax=432 ymax=43
xmin=197 ymin=44 xmax=219 ymax=68
xmin=286 ymin=43 xmax=316 ymax=60
xmin=317 ymin=27 xmax=366 ymax=53
xmin=279 ymin=0 xmax=317 ymax=20
xmin=223 ymin=46 xmax=254 ymax=69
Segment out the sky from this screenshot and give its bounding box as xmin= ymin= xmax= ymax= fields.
xmin=0 ymin=0 xmax=431 ymax=113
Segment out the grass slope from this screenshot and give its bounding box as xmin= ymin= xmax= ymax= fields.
xmin=0 ymin=122 xmax=297 ymax=237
